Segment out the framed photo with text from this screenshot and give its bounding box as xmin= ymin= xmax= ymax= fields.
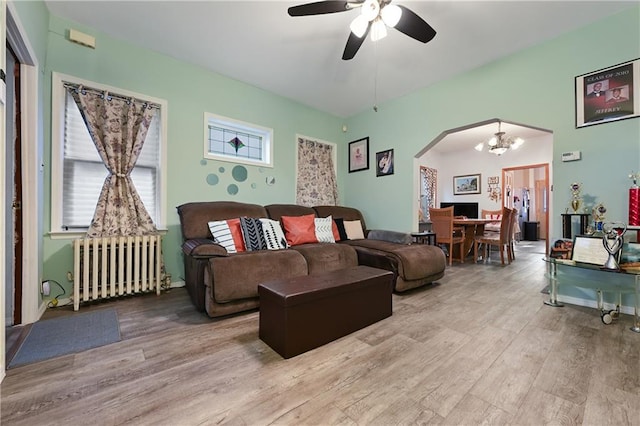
xmin=348 ymin=137 xmax=369 ymax=173
xmin=571 ymin=236 xmax=609 ymax=265
xmin=576 ymin=58 xmax=640 ymax=128
xmin=453 ymin=174 xmax=481 ymax=195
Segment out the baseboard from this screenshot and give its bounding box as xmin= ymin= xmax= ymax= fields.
xmin=45 ymin=282 xmax=185 ymax=311
xmin=556 ymin=294 xmax=635 ymax=315
xmin=170 ymin=280 xmax=185 ymax=288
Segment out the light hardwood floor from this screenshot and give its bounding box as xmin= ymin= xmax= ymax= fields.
xmin=2 ymin=241 xmax=639 ymax=425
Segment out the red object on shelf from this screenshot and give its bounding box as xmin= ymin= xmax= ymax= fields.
xmin=630 ymin=187 xmax=640 ymax=226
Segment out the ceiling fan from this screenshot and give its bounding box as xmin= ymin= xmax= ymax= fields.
xmin=288 ymin=0 xmax=436 ymax=60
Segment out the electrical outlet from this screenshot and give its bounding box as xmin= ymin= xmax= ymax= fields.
xmin=41 ymin=281 xmax=51 ymax=296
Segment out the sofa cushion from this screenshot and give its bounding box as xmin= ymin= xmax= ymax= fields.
xmin=291 ymin=243 xmax=358 ymax=274
xmin=314 ymin=216 xmax=336 ymax=243
xmin=313 ymin=205 xmax=367 ymax=231
xmin=282 ymin=214 xmax=319 ymax=246
xmin=265 ymin=204 xmax=316 ymax=222
xmin=177 ymin=201 xmax=267 ymax=240
xmin=368 ymin=229 xmax=412 ymax=245
xmin=344 ymin=220 xmax=365 ymax=240
xmin=342 ymin=239 xmax=445 ymax=281
xmin=240 ymin=217 xmax=268 ymax=251
xmin=260 ymin=218 xmax=288 ymax=250
xmin=209 ymin=250 xmax=308 ymax=302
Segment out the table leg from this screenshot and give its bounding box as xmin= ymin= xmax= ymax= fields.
xmin=562 ymin=216 xmax=571 ymax=239
xmin=631 ymin=275 xmax=640 ymax=333
xmin=544 ymin=261 xmax=564 ymax=307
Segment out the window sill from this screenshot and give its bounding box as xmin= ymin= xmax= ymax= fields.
xmin=49 ymin=228 xmax=168 ymax=240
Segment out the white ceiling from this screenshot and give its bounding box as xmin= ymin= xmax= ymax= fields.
xmin=43 ymin=0 xmax=638 ymax=119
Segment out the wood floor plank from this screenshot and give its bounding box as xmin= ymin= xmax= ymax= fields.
xmin=3 ymin=241 xmax=640 ymax=425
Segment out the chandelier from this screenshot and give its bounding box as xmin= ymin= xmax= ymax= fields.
xmin=474 ymin=121 xmax=524 ymax=156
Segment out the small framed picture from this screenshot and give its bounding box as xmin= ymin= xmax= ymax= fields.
xmin=348 ymin=137 xmax=369 ymax=173
xmin=376 ymin=149 xmax=394 ymax=177
xmin=453 ymin=174 xmax=481 ymax=195
xmin=575 ymin=58 xmax=640 ymax=128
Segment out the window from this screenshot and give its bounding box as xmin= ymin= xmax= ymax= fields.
xmin=204 ymin=112 xmax=273 ymax=167
xmin=51 ymin=72 xmax=167 ymax=234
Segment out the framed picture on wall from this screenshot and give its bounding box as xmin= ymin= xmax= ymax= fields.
xmin=376 ymin=149 xmax=394 ymax=177
xmin=348 ymin=137 xmax=369 ymax=173
xmin=453 ymin=174 xmax=481 ymax=195
xmin=576 ymin=58 xmax=640 ymax=128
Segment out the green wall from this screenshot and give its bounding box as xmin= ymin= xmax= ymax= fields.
xmin=13 ymin=2 xmax=640 ymax=305
xmin=344 ymin=6 xmax=640 ymax=237
xmin=30 ymin=11 xmax=344 ymax=294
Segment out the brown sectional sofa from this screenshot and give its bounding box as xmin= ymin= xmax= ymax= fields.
xmin=177 ymin=201 xmax=446 ymax=318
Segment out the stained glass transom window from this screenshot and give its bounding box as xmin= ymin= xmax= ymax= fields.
xmin=204 ymin=112 xmax=273 ymax=167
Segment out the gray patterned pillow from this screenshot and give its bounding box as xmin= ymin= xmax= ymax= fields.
xmin=240 ymin=217 xmax=267 ymax=251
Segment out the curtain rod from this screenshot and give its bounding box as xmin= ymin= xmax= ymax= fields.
xmin=63 ymin=82 xmax=161 ymax=109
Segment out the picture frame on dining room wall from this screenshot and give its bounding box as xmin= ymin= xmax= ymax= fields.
xmin=453 ymin=174 xmax=481 ymax=195
xmin=348 ymin=137 xmax=369 ymax=173
xmin=575 ymin=58 xmax=640 ymax=128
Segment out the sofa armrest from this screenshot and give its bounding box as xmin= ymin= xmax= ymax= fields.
xmin=182 ymin=238 xmax=228 ymax=258
xmin=367 ymin=229 xmax=412 ymax=245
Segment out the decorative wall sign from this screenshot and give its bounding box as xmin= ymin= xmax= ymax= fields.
xmin=487 ymin=176 xmax=501 ymax=202
xmin=576 ymin=58 xmax=640 ymax=128
xmin=453 ymin=174 xmax=481 ymax=195
xmin=348 ymin=137 xmax=369 ymax=173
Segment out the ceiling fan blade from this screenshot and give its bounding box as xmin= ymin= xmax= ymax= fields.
xmin=288 ymin=1 xmax=352 ymax=16
xmin=394 ymin=5 xmax=436 ymax=44
xmin=342 ymin=24 xmax=371 ymax=60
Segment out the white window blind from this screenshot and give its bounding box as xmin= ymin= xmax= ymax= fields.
xmin=61 ymin=89 xmax=161 ymax=229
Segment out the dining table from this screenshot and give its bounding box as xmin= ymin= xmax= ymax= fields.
xmin=452 ymin=218 xmax=501 ymax=258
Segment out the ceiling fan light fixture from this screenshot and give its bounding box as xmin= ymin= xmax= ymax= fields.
xmin=350 ymin=15 xmax=369 ymax=38
xmin=474 ymin=143 xmax=484 ymax=152
xmin=361 ymin=0 xmax=380 ymax=21
xmin=381 ymin=4 xmax=402 ymax=28
xmin=487 ymin=136 xmax=497 ymax=147
xmin=371 ymin=18 xmax=387 ymax=41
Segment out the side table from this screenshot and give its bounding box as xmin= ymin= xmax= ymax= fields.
xmin=411 ymin=231 xmax=436 ymax=246
xmin=561 ymin=213 xmax=590 ymax=239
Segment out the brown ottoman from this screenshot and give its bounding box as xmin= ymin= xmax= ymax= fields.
xmin=258 ymin=265 xmax=394 ymax=359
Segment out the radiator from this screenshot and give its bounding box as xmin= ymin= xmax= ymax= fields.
xmin=72 ymin=235 xmax=163 ymax=311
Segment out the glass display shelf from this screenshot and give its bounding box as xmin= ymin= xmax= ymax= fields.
xmin=543 ymin=257 xmax=640 ymax=332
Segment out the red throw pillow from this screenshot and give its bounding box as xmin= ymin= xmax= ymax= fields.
xmin=281 ymin=214 xmax=319 ymax=246
xmin=226 ymin=218 xmax=246 ymax=252
xmin=331 ymin=220 xmax=341 ymax=241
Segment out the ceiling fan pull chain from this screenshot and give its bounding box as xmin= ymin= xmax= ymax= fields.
xmin=373 ymin=40 xmax=379 ymax=112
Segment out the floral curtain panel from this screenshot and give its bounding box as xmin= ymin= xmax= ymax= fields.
xmin=420 ymin=166 xmax=437 ymax=221
xmin=69 ymin=87 xmax=157 ymax=237
xmin=296 ymin=137 xmax=339 ymax=207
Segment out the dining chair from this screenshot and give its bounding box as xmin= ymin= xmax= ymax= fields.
xmin=429 ymin=206 xmax=465 ymax=266
xmin=508 ymin=207 xmax=519 ymax=260
xmin=474 ymin=207 xmax=513 ymax=265
xmin=481 ymin=209 xmax=502 ymax=234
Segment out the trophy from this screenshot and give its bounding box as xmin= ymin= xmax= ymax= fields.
xmin=592 ymin=203 xmax=607 ymax=232
xmin=601 ymin=222 xmax=626 ymax=270
xmin=569 ymin=182 xmax=582 ymax=213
